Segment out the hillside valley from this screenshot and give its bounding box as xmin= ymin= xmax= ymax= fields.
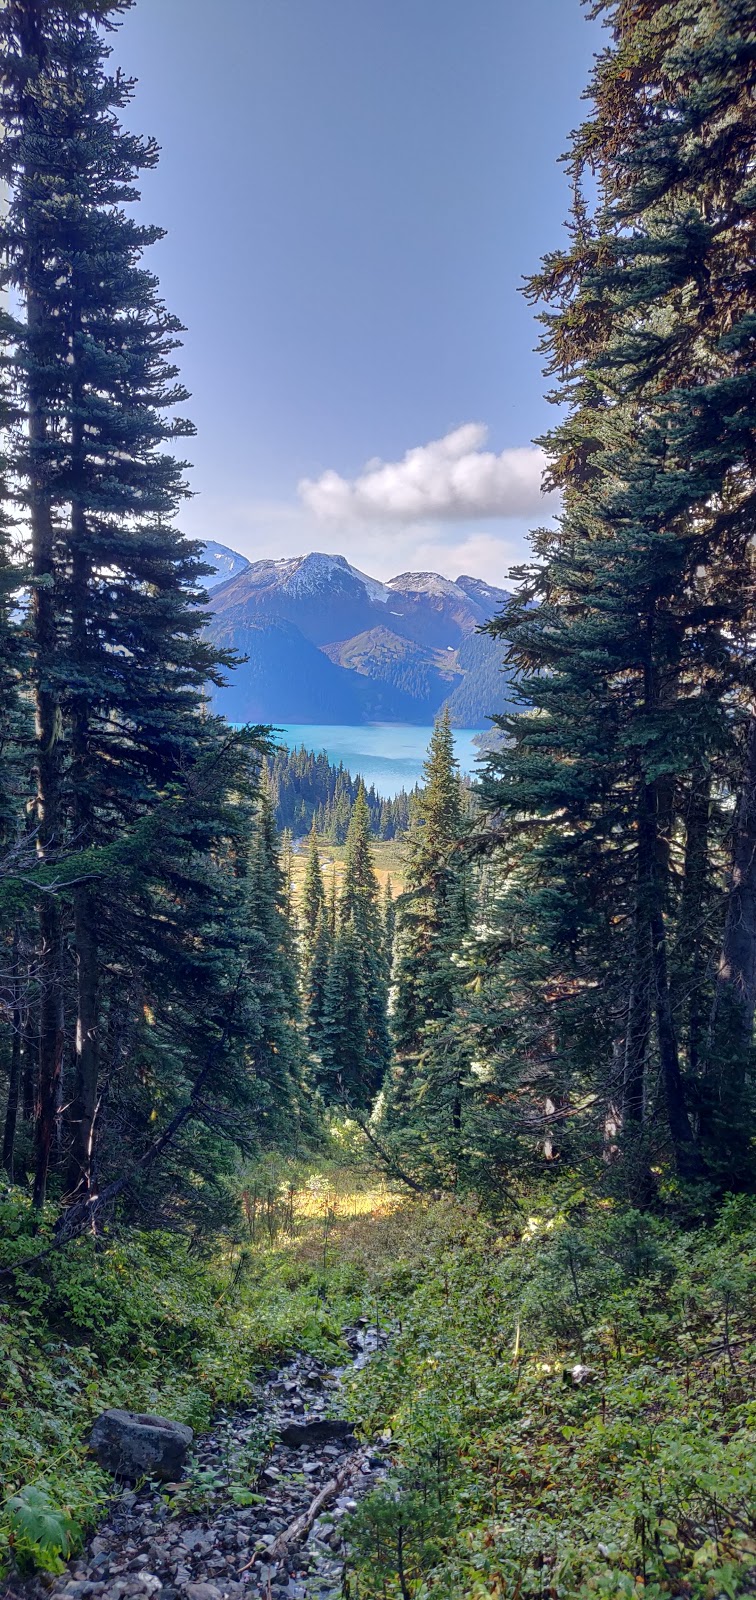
xmin=201 ymin=545 xmax=514 ymax=725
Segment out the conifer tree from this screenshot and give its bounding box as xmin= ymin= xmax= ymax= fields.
xmin=242 ymin=781 xmax=306 ymax=1131
xmin=310 ymin=788 xmax=390 ymax=1107
xmin=0 ymin=1 xmax=304 ymax=1220
xmin=473 ymin=0 xmax=756 ymax=1191
xmin=382 ymin=876 xmax=396 ymax=978
xmin=393 ymin=712 xmax=466 ymax=1061
xmin=317 ymin=921 xmax=370 ymax=1109
xmin=301 ymin=820 xmax=326 ymax=958
xmin=340 ymin=785 xmax=391 ymax=1091
xmin=0 ymin=0 xmax=236 ymax=1205
xmin=305 ymin=908 xmax=332 ymax=1057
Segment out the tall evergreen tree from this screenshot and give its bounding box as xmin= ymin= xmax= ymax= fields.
xmin=340 ymin=785 xmax=391 ymax=1092
xmin=310 ymin=787 xmax=390 ymax=1108
xmin=392 ymin=712 xmax=466 ymax=1061
xmin=301 ymin=819 xmax=326 ymax=958
xmin=382 ymin=875 xmax=396 ymax=979
xmin=317 ymin=920 xmax=370 ymax=1109
xmin=304 ymin=908 xmax=332 ymax=1058
xmin=0 ymin=0 xmax=233 ymax=1204
xmin=472 ymin=0 xmax=756 ymax=1192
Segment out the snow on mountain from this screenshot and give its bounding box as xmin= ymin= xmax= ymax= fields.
xmin=279 ymin=552 xmax=389 ymax=602
xmin=199 ymin=540 xmax=251 ymax=590
xmin=388 ymin=571 xmax=475 ymax=603
xmin=203 ymin=542 xmax=514 ymax=725
xmin=455 ymin=574 xmax=510 ymax=610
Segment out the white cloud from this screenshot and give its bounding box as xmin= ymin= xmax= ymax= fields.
xmin=410 ymin=530 xmax=525 ymax=587
xmin=298 ymin=424 xmax=555 ymax=524
xmin=182 ymin=492 xmax=535 ymax=588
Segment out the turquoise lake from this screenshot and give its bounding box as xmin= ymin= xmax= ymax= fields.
xmin=275 ymin=724 xmax=486 ymax=797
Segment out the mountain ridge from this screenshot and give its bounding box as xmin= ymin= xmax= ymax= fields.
xmin=203 ymin=544 xmax=514 ymax=726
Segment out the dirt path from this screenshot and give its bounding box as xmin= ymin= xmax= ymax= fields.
xmin=35 ymin=1325 xmax=387 ymax=1600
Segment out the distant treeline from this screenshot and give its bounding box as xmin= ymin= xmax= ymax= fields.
xmin=268 ymin=744 xmax=416 ymax=840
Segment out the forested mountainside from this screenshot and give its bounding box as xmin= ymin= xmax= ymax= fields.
xmin=1 ymin=3 xmax=755 ymax=1599
xmin=204 ymin=552 xmax=512 ymax=725
xmin=268 ymin=744 xmax=415 ymax=841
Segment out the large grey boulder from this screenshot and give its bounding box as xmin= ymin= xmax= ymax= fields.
xmin=279 ymin=1417 xmax=354 ymax=1448
xmin=89 ymin=1408 xmax=193 ymax=1481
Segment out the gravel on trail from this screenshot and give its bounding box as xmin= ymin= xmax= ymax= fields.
xmin=7 ymin=1324 xmax=389 ymax=1600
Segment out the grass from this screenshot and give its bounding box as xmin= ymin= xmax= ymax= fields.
xmin=338 ymin=1190 xmax=756 ymax=1600
xmin=289 ymin=835 xmax=407 ymax=901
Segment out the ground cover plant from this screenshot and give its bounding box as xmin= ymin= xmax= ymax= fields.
xmin=338 ymin=1191 xmax=756 ymax=1600
xmin=0 ymin=1175 xmax=372 ymax=1577
xmin=1 ymin=1165 xmax=755 ymax=1598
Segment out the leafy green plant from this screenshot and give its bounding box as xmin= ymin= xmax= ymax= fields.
xmin=4 ymin=1485 xmax=81 ymax=1575
xmin=342 ymin=1193 xmax=756 ymax=1599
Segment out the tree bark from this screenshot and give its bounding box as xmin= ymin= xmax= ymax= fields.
xmin=2 ymin=929 xmax=23 ymax=1180
xmin=623 ymin=913 xmax=652 ymax=1127
xmin=709 ymin=715 xmax=756 ymax=1083
xmin=65 ymin=883 xmax=99 ymax=1196
xmin=673 ymin=767 xmax=711 ymax=1079
xmin=650 ymin=900 xmax=705 ymax=1179
xmin=28 ymin=287 xmax=65 ymax=1211
xmin=22 ymin=1003 xmax=37 ymax=1124
xmin=65 ymin=517 xmax=99 ymax=1199
xmin=16 ymin=0 xmax=66 ymax=1212
xmin=639 ymin=782 xmax=705 ymax=1180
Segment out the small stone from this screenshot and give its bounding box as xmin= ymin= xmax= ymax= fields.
xmin=183 ymin=1585 xmax=221 ymax=1600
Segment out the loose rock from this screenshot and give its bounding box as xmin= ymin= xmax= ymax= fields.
xmin=89 ymin=1412 xmax=194 ymax=1483
xmin=21 ymin=1327 xmax=389 ymax=1600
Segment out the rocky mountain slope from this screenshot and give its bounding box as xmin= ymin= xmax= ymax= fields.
xmin=200 ymin=540 xmax=252 ymax=591
xmin=203 ymin=548 xmax=514 ymax=725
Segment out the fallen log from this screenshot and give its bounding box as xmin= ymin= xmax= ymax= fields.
xmin=265 ymin=1447 xmax=368 ymax=1563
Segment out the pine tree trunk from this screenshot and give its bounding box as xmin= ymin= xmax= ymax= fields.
xmin=622 ymin=914 xmax=652 ymax=1127
xmin=621 ymin=905 xmax=656 ymax=1205
xmin=674 ymin=768 xmax=711 ymax=1078
xmin=66 ymin=884 xmax=99 ymax=1197
xmin=15 ymin=0 xmax=66 ymax=1211
xmin=2 ymin=930 xmax=23 ymax=1180
xmin=65 ymin=522 xmax=99 ymax=1199
xmin=27 ymin=279 xmax=65 ymax=1211
xmin=649 ymin=900 xmax=705 ymax=1179
xmin=32 ymin=900 xmax=64 ymax=1210
xmin=22 ymin=1007 xmax=37 ymax=1124
xmin=709 ymin=715 xmax=756 ymax=1084
xmin=638 ymin=782 xmax=704 ymax=1180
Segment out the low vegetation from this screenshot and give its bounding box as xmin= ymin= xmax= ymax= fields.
xmin=0 ymin=1165 xmax=370 ymax=1576
xmin=2 ymin=1168 xmax=754 ymax=1596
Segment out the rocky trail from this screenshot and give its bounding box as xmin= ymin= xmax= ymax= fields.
xmin=21 ymin=1325 xmax=388 ymax=1600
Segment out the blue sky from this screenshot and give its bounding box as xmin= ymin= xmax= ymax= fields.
xmin=114 ymin=0 xmax=601 ymax=584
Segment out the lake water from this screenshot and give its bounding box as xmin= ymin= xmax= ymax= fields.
xmin=275 ymin=724 xmax=486 ymax=797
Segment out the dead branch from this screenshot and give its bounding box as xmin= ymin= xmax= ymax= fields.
xmin=264 ymin=1449 xmax=368 ymax=1565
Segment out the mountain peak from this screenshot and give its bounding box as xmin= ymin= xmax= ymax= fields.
xmin=203 ymin=540 xmax=514 ymax=724
xmin=455 ymin=574 xmax=510 ymax=609
xmin=199 ymin=540 xmax=251 ymax=591
xmin=388 ymin=571 xmax=472 ymax=602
